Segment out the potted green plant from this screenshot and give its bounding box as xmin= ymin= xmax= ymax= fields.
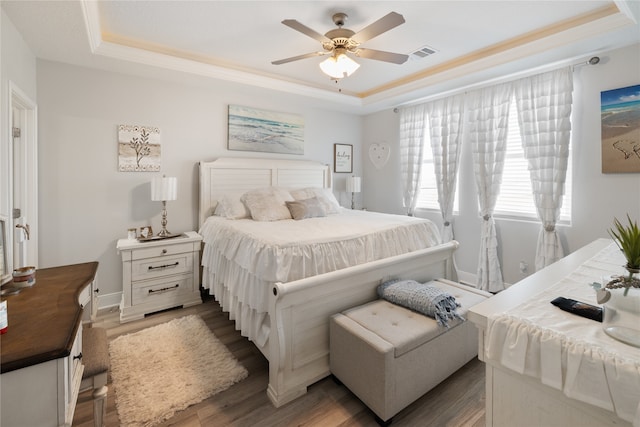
xmin=607 ymin=214 xmax=640 ymax=296
xmin=596 ymin=215 xmax=640 ymax=347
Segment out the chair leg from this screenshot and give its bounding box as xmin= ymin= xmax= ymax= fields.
xmin=92 ymin=385 xmax=108 ymax=427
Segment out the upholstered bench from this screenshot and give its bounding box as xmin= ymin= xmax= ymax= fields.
xmin=329 ymin=279 xmax=491 ymax=425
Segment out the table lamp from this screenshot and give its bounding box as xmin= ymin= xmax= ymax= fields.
xmin=346 ymin=176 xmax=361 ymax=210
xmin=151 ymin=175 xmax=177 ymax=238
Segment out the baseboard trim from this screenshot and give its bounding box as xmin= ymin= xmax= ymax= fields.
xmin=97 ymin=292 xmax=122 ymax=311
xmin=456 ymin=270 xmax=477 ymax=287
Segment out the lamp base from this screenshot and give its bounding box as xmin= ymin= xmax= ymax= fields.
xmin=157 ymin=227 xmax=173 ymax=238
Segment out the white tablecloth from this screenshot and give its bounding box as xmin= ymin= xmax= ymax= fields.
xmin=486 ymin=242 xmax=640 ymax=426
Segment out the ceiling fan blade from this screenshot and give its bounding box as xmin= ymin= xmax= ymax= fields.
xmin=351 ymin=12 xmax=405 ymax=43
xmin=354 ymin=48 xmax=409 ymax=64
xmin=281 ymin=19 xmax=332 ymax=43
xmin=272 ymin=51 xmax=329 ymax=65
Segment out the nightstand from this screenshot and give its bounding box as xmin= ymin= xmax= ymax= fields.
xmin=116 ymin=231 xmax=203 ymax=323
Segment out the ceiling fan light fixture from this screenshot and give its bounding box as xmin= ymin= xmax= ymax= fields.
xmin=319 ymin=52 xmax=360 ymax=79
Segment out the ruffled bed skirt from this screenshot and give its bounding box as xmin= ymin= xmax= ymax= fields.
xmin=199 ymin=211 xmax=441 ymax=353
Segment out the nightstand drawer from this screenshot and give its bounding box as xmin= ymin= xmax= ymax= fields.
xmin=132 ymin=276 xmax=193 ymax=306
xmin=131 ymin=253 xmax=193 ymax=281
xmin=131 ymin=242 xmax=194 ymax=261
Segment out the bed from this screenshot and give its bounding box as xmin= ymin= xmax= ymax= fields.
xmin=198 ymin=157 xmax=459 ymax=407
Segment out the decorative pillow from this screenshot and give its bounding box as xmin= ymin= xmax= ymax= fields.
xmin=241 ymin=187 xmax=294 ymax=221
xmin=290 ymin=187 xmax=341 ymax=214
xmin=218 ymin=193 xmax=250 ymax=219
xmin=377 ymin=279 xmax=464 ymax=327
xmin=286 ymin=197 xmax=327 ymax=220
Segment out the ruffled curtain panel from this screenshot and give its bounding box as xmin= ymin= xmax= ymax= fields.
xmin=399 ymin=104 xmax=428 ymax=216
xmin=514 ymin=67 xmax=573 ymax=271
xmin=468 ymin=82 xmax=512 ymax=292
xmin=427 ymin=94 xmax=465 ymax=242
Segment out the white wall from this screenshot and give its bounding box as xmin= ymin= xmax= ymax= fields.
xmin=363 ymin=43 xmax=640 ymax=285
xmin=36 ymin=60 xmax=362 ymax=306
xmin=1 ymin=10 xmax=37 ymax=271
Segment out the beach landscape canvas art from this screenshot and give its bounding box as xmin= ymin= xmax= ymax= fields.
xmin=601 ymin=84 xmax=640 ymax=173
xmin=228 ymin=105 xmax=304 ymax=155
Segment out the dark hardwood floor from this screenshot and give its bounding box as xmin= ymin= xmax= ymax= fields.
xmin=73 ymin=299 xmax=485 ymax=427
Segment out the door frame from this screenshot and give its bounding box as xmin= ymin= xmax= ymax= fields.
xmin=9 ymin=81 xmax=38 ymax=268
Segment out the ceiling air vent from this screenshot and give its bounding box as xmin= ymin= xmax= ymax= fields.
xmin=410 ymin=45 xmax=437 ymax=60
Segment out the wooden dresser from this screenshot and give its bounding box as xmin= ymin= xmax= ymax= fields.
xmin=0 ymin=262 xmax=98 ymax=427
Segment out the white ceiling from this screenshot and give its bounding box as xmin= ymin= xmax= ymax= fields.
xmin=2 ymin=1 xmax=639 ymax=113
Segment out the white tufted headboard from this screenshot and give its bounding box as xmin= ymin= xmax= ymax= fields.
xmin=198 ymin=157 xmax=332 ymax=227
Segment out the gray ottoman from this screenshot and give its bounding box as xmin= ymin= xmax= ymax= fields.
xmin=329 ymin=279 xmax=490 ymax=424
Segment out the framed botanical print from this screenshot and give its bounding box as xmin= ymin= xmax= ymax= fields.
xmin=334 ymin=143 xmax=353 ymax=173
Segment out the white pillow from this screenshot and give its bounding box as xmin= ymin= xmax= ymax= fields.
xmin=218 ymin=192 xmax=250 ymax=219
xmin=286 ymin=197 xmax=327 ymax=220
xmin=290 ymin=187 xmax=341 ymax=214
xmin=241 ymin=187 xmax=294 ymax=221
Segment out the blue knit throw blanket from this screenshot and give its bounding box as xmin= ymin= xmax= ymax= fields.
xmin=377 ymin=279 xmax=464 ymax=327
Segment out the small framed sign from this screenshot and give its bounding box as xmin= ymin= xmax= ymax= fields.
xmin=334 ymin=143 xmax=353 ymax=173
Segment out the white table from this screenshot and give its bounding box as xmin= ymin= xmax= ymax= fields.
xmin=468 ymin=238 xmax=638 ymax=427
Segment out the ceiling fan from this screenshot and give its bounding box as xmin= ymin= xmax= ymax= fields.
xmin=272 ymin=12 xmax=409 ymax=79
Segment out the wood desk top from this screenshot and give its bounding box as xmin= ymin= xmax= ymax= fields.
xmin=0 ymin=262 xmax=98 ymax=373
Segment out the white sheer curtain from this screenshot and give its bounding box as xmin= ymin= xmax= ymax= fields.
xmin=468 ymin=83 xmax=512 ymax=292
xmin=514 ymin=67 xmax=573 ymax=271
xmin=398 ymin=104 xmax=428 ymax=215
xmin=427 ymin=94 xmax=465 ymax=242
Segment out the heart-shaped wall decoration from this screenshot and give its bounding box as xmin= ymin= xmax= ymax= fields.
xmin=369 ymin=143 xmax=391 ymax=169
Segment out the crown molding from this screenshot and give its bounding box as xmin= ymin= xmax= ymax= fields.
xmin=79 ymin=1 xmax=635 ymax=114
xmin=80 ymin=0 xmax=362 ymax=108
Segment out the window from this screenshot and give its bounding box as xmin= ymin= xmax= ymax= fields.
xmin=494 ymin=98 xmax=572 ymax=222
xmin=415 ymin=126 xmax=459 ymax=212
xmin=415 ymin=98 xmax=572 ymax=222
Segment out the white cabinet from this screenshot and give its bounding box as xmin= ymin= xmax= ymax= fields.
xmin=468 ymin=239 xmax=632 ymax=427
xmin=0 ymin=262 xmax=98 ymax=427
xmin=117 ymin=231 xmax=203 ymax=323
xmin=1 ymin=326 xmax=84 ymax=427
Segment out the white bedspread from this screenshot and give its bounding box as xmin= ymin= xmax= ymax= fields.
xmin=486 ymin=242 xmax=640 ymax=426
xmin=199 ymin=209 xmax=441 ymax=347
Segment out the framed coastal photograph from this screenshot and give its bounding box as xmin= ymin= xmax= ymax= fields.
xmin=228 ymin=105 xmax=304 ymax=155
xmin=601 ymin=84 xmax=640 ymax=173
xmin=334 ymin=143 xmax=353 ymax=173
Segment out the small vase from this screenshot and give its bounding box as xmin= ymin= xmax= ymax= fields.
xmin=602 ymin=269 xmax=640 ymax=347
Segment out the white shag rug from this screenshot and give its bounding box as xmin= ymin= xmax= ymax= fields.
xmin=109 ymin=315 xmax=248 ymax=427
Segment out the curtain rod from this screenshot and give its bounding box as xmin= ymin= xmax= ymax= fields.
xmin=393 ymin=54 xmax=602 ymax=112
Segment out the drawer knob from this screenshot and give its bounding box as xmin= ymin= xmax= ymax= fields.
xmin=162 ymin=249 xmax=168 ymax=254
xmin=73 ymin=352 xmax=83 ymax=361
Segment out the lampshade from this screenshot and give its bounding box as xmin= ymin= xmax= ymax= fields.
xmin=151 ymin=176 xmax=177 ymax=201
xmin=346 ymin=176 xmax=361 ymax=193
xmin=319 ymin=52 xmax=360 ymax=79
